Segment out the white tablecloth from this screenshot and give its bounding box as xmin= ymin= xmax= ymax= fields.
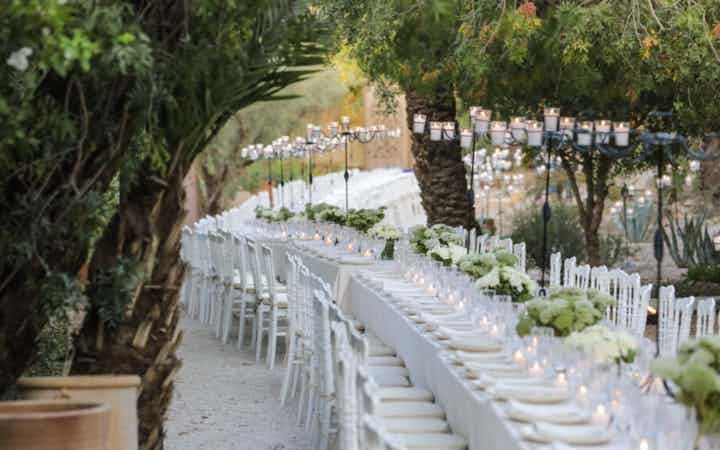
xmin=348 ymin=276 xmax=526 ymax=450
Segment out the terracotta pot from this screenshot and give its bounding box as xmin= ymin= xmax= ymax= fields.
xmin=18 ymin=375 xmax=140 ymax=450
xmin=0 ymin=400 xmax=110 ymax=450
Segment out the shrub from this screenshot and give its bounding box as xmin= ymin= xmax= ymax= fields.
xmin=687 ymin=265 xmax=720 ymax=284
xmin=510 ymin=204 xmax=587 ymax=267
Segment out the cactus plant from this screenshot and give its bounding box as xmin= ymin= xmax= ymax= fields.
xmin=663 ymin=212 xmax=720 ymax=268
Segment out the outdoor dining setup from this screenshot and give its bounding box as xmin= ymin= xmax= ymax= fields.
xmin=179 ymin=205 xmax=717 ymax=450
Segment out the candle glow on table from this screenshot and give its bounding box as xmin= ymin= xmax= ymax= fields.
xmin=637 ymin=438 xmax=652 ymax=450
xmin=513 ymin=350 xmax=527 ymax=368
xmin=528 ymin=362 xmax=543 ymax=377
xmin=554 ymin=373 xmax=567 ymax=387
xmin=591 ymin=404 xmax=610 ymax=426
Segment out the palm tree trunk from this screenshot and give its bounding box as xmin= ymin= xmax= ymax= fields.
xmin=405 ymin=87 xmax=470 ymax=227
xmin=72 ymin=162 xmax=188 ymax=450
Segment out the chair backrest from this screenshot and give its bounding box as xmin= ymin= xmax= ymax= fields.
xmin=549 ymin=252 xmax=562 ymax=287
xmin=260 ymin=244 xmax=279 ymax=300
xmin=513 ymin=242 xmax=526 ymax=273
xmin=573 ymin=264 xmax=591 ymax=290
xmin=497 ymin=237 xmax=513 ymax=253
xmin=313 ymin=287 xmax=335 ymax=406
xmin=475 ymin=234 xmax=488 ymax=254
xmin=590 ymin=265 xmax=609 ymax=294
xmin=245 ymin=237 xmax=264 ymax=295
xmin=696 ymin=298 xmax=717 ymax=337
xmin=658 ymin=286 xmax=695 ymax=356
xmin=563 ymin=256 xmax=576 ymax=287
xmin=331 ymin=320 xmax=358 ymax=450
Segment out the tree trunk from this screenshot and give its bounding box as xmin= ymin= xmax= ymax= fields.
xmin=560 ymin=153 xmax=611 ymax=267
xmin=405 ymin=87 xmax=470 ymax=227
xmin=72 ymin=162 xmax=188 ymax=450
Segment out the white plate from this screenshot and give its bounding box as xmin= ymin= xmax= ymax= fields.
xmin=489 ymin=384 xmax=571 ymax=404
xmin=535 ymin=423 xmax=614 ymax=446
xmin=506 ymin=401 xmax=591 ymax=425
xmin=448 ymin=337 xmax=503 ymax=352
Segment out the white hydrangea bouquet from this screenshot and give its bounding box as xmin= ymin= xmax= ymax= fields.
xmin=367 ymin=223 xmax=402 ymax=260
xmin=516 ymin=288 xmax=615 ymax=336
xmin=457 ymin=249 xmax=518 ymax=278
xmin=474 ymin=265 xmax=537 ymax=303
xmin=427 ymin=243 xmax=468 ymax=267
xmin=409 ymin=224 xmax=463 ymax=255
xmin=564 ymin=325 xmax=639 ymax=365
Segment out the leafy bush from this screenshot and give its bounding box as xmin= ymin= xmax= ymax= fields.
xmin=345 ymin=208 xmax=385 ymax=233
xmin=688 ymin=265 xmax=720 ymax=284
xmin=511 ymin=204 xmax=623 ymax=267
xmin=510 ymin=204 xmax=587 ymax=267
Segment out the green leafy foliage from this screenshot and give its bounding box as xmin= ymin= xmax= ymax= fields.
xmin=345 ymin=208 xmax=385 ymax=233
xmin=664 ymin=212 xmax=720 ymax=268
xmin=409 ymin=224 xmax=464 ymax=255
xmin=653 ymin=337 xmax=720 ymax=433
xmin=516 ymin=288 xmax=615 ymax=337
xmin=86 ymin=258 xmax=142 ymax=330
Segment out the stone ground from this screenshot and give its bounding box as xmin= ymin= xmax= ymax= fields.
xmin=166 ymin=317 xmax=310 ymax=450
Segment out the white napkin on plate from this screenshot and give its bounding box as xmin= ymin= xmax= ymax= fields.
xmin=472 ymin=372 xmax=550 ymax=390
xmin=447 ymin=336 xmax=503 ymax=352
xmin=464 ymin=362 xmax=524 ymax=379
xmin=490 ymin=384 xmax=570 ymax=403
xmin=506 ymin=401 xmax=591 ymax=425
xmin=337 ymin=256 xmax=374 ymax=265
xmin=535 ymin=423 xmax=614 ymax=446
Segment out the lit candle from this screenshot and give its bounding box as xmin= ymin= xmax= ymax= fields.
xmin=554 ymin=373 xmax=568 ymax=387
xmin=528 ymin=362 xmax=544 ymax=377
xmin=526 ymin=120 xmax=543 ymax=147
xmin=313 ymin=233 xmax=321 ymax=240
xmin=510 ymin=117 xmax=526 ymax=142
xmin=429 ymin=121 xmax=442 ymax=141
xmin=489 ymin=324 xmax=500 ymax=337
xmin=460 ymin=128 xmax=473 ymax=149
xmin=594 ymin=120 xmax=611 ymax=145
xmin=576 ymin=385 xmax=589 ymax=407
xmin=471 ymin=107 xmax=492 ymax=134
xmin=637 ymin=438 xmax=652 ymax=450
xmin=591 ymin=404 xmax=610 ymax=426
xmin=362 ymin=249 xmax=372 ymax=257
xmin=490 ymin=121 xmax=506 ymax=146
xmin=513 ymin=350 xmax=527 ymax=368
xmin=443 ymin=121 xmax=456 ymax=141
xmin=306 ymin=123 xmax=314 ymax=142
xmin=544 ymin=106 xmax=560 ymax=131
xmin=614 ymin=121 xmax=630 ymax=146
xmin=559 ymin=116 xmax=576 ymax=138
xmin=577 ymin=121 xmax=593 ymax=146
xmin=341 ymin=116 xmax=351 ymax=131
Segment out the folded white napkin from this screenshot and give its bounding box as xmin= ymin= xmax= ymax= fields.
xmin=506 ymin=401 xmax=591 ymax=425
xmin=535 ymin=423 xmax=614 ymax=446
xmin=337 ymin=256 xmax=374 ymax=265
xmin=464 ymin=362 xmax=524 ymax=379
xmin=490 ymin=384 xmax=570 ymax=403
xmin=447 ymin=336 xmax=503 ymax=352
xmin=472 ymin=372 xmax=550 ymax=390
xmin=436 ymin=326 xmax=488 ymax=340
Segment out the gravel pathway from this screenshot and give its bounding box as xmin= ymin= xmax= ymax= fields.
xmin=166 ymin=317 xmax=311 ymax=450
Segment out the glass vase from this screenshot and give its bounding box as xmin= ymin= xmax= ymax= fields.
xmin=381 ymin=239 xmax=396 ymax=260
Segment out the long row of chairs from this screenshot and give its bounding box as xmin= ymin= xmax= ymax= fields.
xmin=180 ymin=218 xmax=468 ymax=449
xmin=549 ymin=251 xmax=717 ymax=356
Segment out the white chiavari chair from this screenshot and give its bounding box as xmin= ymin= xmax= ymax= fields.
xmin=696 ymin=298 xmax=717 ymax=337
xmin=658 ymin=286 xmax=695 ymax=356
xmin=496 ymin=237 xmax=513 ymax=253
xmin=563 ymin=256 xmax=576 ymax=287
xmin=549 ymin=252 xmax=562 ymax=288
xmin=259 ymin=243 xmax=289 ymax=369
xmin=235 ymin=234 xmax=258 ymax=349
xmin=590 ymin=265 xmax=609 ymax=294
xmin=513 ymin=242 xmax=526 ymax=273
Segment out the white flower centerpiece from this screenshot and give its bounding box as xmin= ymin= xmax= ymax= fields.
xmin=409 ymin=224 xmax=464 ymax=255
xmin=516 ymin=288 xmax=615 ymax=335
xmin=455 ymin=249 xmax=536 ymax=302
xmin=564 ymin=325 xmax=639 ymax=367
xmin=367 ymin=223 xmax=402 ymax=260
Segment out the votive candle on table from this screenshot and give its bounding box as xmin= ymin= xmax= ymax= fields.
xmin=526 ymin=120 xmax=543 ymax=147
xmin=528 ymin=362 xmax=544 ymax=377
xmin=577 ymin=121 xmax=593 ymax=146
xmin=554 ymin=373 xmax=568 ymax=387
xmin=591 ymin=404 xmax=610 ymax=426
xmin=614 ymin=121 xmax=630 ymax=146
xmin=544 ymin=106 xmax=560 ymax=131
xmin=594 ymin=120 xmax=611 ymax=145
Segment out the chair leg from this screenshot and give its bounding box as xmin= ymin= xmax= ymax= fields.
xmin=237 ymin=301 xmax=247 ymax=349
xmin=280 ymin=329 xmax=296 ymax=405
xmin=255 ymin=306 xmax=265 ymax=362
xmin=221 ymin=290 xmax=234 ymax=344
xmin=267 ymin=306 xmax=278 ymax=370
xmin=296 ymin=368 xmax=308 ymax=425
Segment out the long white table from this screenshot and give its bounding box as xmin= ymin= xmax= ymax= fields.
xmin=348 ymin=275 xmax=526 ymax=450
xmin=275 ymin=240 xmax=627 ymax=450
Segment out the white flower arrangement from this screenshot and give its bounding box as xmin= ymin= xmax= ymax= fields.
xmin=475 ymin=265 xmax=537 ymax=302
xmin=427 ymin=243 xmax=467 ymax=267
xmin=564 ymin=325 xmax=639 ymax=365
xmin=409 ymin=224 xmax=463 ymax=254
xmin=367 ymin=223 xmax=401 ymax=241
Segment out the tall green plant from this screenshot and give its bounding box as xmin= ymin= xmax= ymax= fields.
xmin=664 ymin=212 xmax=720 ymax=268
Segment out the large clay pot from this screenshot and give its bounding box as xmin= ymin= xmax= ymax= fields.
xmin=18 ymin=375 xmax=140 ymax=450
xmin=0 ymin=400 xmax=110 ymax=450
